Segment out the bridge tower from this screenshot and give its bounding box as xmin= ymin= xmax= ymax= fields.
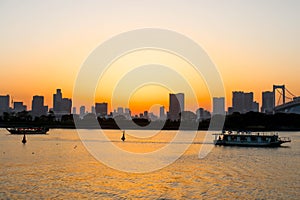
xmin=273 ymin=85 xmax=285 ymax=105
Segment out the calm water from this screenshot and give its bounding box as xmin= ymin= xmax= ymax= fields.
xmin=0 ymin=129 xmax=299 ymax=199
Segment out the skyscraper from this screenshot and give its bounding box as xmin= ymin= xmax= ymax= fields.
xmin=53 ymin=89 xmax=71 ymax=115
xmin=168 ymin=93 xmax=184 ymax=121
xmin=117 ymin=107 xmax=124 ymax=115
xmin=213 ymin=97 xmax=225 ymax=115
xmin=72 ymin=107 xmax=77 ymax=114
xmin=53 ymin=89 xmax=62 ymax=112
xmin=80 ymin=106 xmax=86 ymax=117
xmin=32 ymin=95 xmax=48 ymax=117
xmin=61 ymin=98 xmax=72 ymax=114
xmin=0 ymin=95 xmax=10 ymax=115
xmin=196 ymin=108 xmax=211 ymax=121
xmin=160 ymin=106 xmax=166 ymax=119
xmin=95 ymin=102 xmax=108 ymax=117
xmin=232 ymin=91 xmax=259 ymax=114
xmin=261 ymin=91 xmax=275 ymax=114
xmin=13 ymin=102 xmax=27 ymax=113
xmin=91 ymin=106 xmax=96 ymax=114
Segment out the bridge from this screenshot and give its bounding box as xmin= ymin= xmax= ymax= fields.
xmin=273 ymin=85 xmax=300 ymax=114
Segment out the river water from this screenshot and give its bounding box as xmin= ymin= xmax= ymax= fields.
xmin=0 ymin=129 xmax=299 ymax=199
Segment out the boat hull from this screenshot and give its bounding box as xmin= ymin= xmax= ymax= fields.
xmin=6 ymin=127 xmax=49 ymax=135
xmin=214 ymin=140 xmax=284 ymax=147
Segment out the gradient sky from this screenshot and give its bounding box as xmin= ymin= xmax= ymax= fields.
xmin=0 ymin=0 xmax=299 ymax=114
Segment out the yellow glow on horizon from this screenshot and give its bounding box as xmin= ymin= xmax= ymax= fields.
xmin=92 ymin=49 xmax=212 ymax=115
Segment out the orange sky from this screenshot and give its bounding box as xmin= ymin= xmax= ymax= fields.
xmin=0 ymin=1 xmax=299 ymax=115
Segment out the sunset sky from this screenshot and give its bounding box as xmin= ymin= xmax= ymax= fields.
xmin=0 ymin=0 xmax=299 ymax=115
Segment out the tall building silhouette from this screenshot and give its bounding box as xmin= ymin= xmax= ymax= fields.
xmin=53 ymin=89 xmax=62 ymax=112
xmin=80 ymin=106 xmax=86 ymax=117
xmin=91 ymin=106 xmax=96 ymax=114
xmin=13 ymin=102 xmax=27 ymax=113
xmin=0 ymin=95 xmax=10 ymax=115
xmin=61 ymin=98 xmax=72 ymax=114
xmin=213 ymin=97 xmax=225 ymax=115
xmin=261 ymin=91 xmax=275 ymax=114
xmin=95 ymin=102 xmax=108 ymax=117
xmin=196 ymin=108 xmax=211 ymax=121
xmin=32 ymin=95 xmax=48 ymax=117
xmin=160 ymin=106 xmax=166 ymax=119
xmin=117 ymin=107 xmax=124 ymax=115
xmin=124 ymin=108 xmax=131 ymax=119
xmin=230 ymin=91 xmax=259 ymax=114
xmin=168 ymin=93 xmax=184 ymax=121
xmin=53 ymin=89 xmax=72 ymax=115
xmin=72 ymin=107 xmax=76 ymax=114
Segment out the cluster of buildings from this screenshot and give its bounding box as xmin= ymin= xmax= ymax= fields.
xmin=0 ymin=89 xmax=72 ymax=119
xmin=0 ymin=86 xmax=296 ymax=121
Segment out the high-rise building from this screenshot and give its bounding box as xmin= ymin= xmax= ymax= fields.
xmin=252 ymin=101 xmax=259 ymax=112
xmin=95 ymin=102 xmax=108 ymax=117
xmin=32 ymin=95 xmax=48 ymax=117
xmin=13 ymin=102 xmax=27 ymax=113
xmin=117 ymin=107 xmax=124 ymax=115
xmin=53 ymin=89 xmax=62 ymax=112
xmin=213 ymin=97 xmax=225 ymax=115
xmin=261 ymin=91 xmax=275 ymax=114
xmin=0 ymin=95 xmax=10 ymax=115
xmin=91 ymin=106 xmax=96 ymax=114
xmin=80 ymin=106 xmax=86 ymax=117
xmin=62 ymin=98 xmax=72 ymax=114
xmin=231 ymin=91 xmax=259 ymax=114
xmin=53 ymin=89 xmax=71 ymax=115
xmin=159 ymin=106 xmax=166 ymax=119
xmin=124 ymin=108 xmax=131 ymax=119
xmin=72 ymin=107 xmax=77 ymax=114
xmin=168 ymin=93 xmax=184 ymax=121
xmin=143 ymin=111 xmax=148 ymax=119
xmin=196 ymin=108 xmax=211 ymax=121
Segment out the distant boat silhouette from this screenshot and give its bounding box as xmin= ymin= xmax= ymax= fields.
xmin=121 ymin=130 xmax=125 ymax=141
xmin=22 ymin=134 xmax=27 ymax=144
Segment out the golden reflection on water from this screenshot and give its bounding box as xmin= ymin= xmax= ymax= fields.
xmin=107 ymin=130 xmax=181 ymax=153
xmin=0 ymin=129 xmax=298 ymax=199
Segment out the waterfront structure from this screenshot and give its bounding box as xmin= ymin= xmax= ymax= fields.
xmin=168 ymin=93 xmax=184 ymax=121
xmin=213 ymin=97 xmax=225 ymax=115
xmin=32 ymin=95 xmax=48 ymax=117
xmin=274 ymin=96 xmax=300 ymax=114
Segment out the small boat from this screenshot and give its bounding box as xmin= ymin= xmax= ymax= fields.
xmin=121 ymin=130 xmax=126 ymax=141
xmin=6 ymin=127 xmax=49 ymax=135
xmin=213 ymin=131 xmax=291 ymax=147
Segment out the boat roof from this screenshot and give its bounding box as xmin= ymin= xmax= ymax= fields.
xmin=213 ymin=132 xmax=278 ymax=136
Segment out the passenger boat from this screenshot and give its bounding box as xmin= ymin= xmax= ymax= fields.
xmin=6 ymin=127 xmax=49 ymax=134
xmin=213 ymin=131 xmax=291 ymax=147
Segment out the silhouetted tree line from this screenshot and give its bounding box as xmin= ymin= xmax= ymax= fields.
xmin=1 ymin=111 xmax=300 ymax=131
